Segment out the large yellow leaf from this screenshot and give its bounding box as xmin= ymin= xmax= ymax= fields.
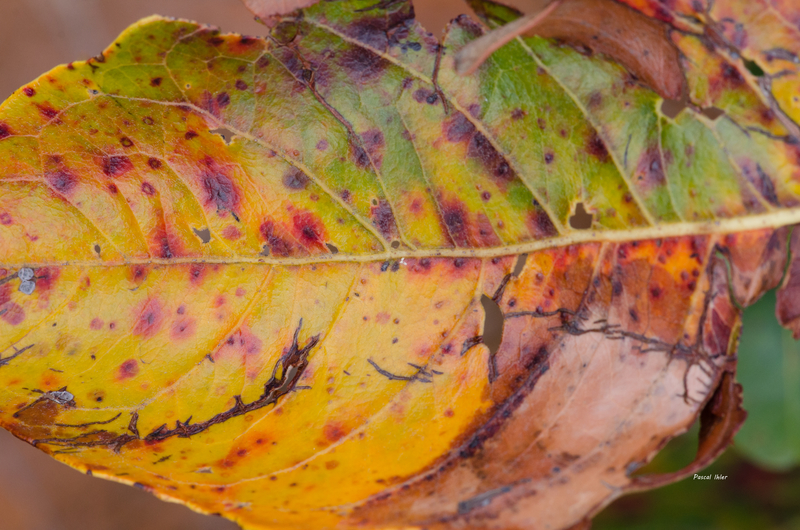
xmin=1 ymin=0 xmax=800 ymax=528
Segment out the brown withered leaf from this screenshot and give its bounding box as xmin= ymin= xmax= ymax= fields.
xmin=461 ymin=0 xmax=685 ymax=99
xmin=240 ymin=0 xmax=320 ymax=25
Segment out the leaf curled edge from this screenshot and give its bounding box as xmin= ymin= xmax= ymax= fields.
xmin=463 ymin=0 xmax=685 ymax=100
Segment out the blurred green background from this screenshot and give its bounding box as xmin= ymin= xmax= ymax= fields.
xmin=1 ymin=0 xmax=800 ymax=528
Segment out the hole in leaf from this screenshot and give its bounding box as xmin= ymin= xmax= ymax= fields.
xmin=743 ymin=58 xmax=765 ymax=77
xmin=569 ymin=202 xmax=593 ymax=230
xmin=326 ymin=243 xmax=339 ymax=254
xmin=391 ymin=240 xmax=400 ymax=249
xmin=210 ymin=127 xmax=236 ymax=145
xmin=372 ymin=199 xmax=378 ymax=206
xmin=630 ymin=419 xmax=700 ymax=476
xmin=700 ymin=107 xmax=725 ymax=121
xmin=192 ymin=227 xmax=211 ymax=244
xmin=260 ymin=245 xmax=270 ymax=257
xmin=661 ymin=98 xmax=687 ymax=119
xmin=93 ymin=244 xmax=101 ymax=255
xmin=480 ymin=294 xmax=504 ymax=355
xmin=513 ymin=253 xmax=528 ymax=277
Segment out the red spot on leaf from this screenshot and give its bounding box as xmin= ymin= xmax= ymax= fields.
xmin=293 ymin=212 xmax=327 ymax=251
xmin=222 ymin=225 xmax=241 ymax=241
xmin=117 ymin=359 xmax=139 ymax=380
xmin=202 ymin=169 xmax=239 ymax=213
xmin=23 ymin=87 xmax=35 ymax=97
xmin=132 ymin=298 xmax=164 ymax=339
xmin=46 ymin=170 xmax=77 ymax=195
xmin=170 ymin=319 xmax=196 ymax=341
xmin=371 ymin=199 xmax=397 ymax=239
xmin=0 ymin=212 xmax=12 ymax=225
xmin=260 ymin=220 xmax=294 ymax=256
xmin=141 ymin=182 xmax=156 ymax=196
xmin=90 ymin=318 xmax=104 ymax=330
xmin=361 ymin=129 xmax=385 ymax=170
xmin=283 ymin=168 xmax=309 ymax=189
xmin=38 ymin=103 xmax=59 ymax=120
xmin=323 ymin=422 xmax=346 ymax=443
xmin=101 ymin=156 xmax=133 ymax=177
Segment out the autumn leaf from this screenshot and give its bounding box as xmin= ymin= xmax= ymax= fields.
xmin=1 ymin=0 xmax=800 ymax=529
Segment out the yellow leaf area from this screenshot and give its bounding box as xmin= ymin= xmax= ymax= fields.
xmin=0 ymin=2 xmax=799 ymax=529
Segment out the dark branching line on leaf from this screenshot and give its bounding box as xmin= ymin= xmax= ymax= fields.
xmin=32 ymin=320 xmax=319 ymax=452
xmin=0 ymin=344 xmax=34 ymax=367
xmin=367 ymin=359 xmax=434 ymax=383
xmin=55 ymin=413 xmax=123 ymax=429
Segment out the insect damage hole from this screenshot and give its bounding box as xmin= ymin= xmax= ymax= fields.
xmin=700 ymin=107 xmax=725 ymax=121
xmin=660 ymin=98 xmax=687 ymax=119
xmin=210 ymin=127 xmax=237 ymax=145
xmin=513 ymin=253 xmax=528 ymax=277
xmin=480 ymin=294 xmax=504 ymax=355
xmin=326 ymin=243 xmax=339 ymax=254
xmin=391 ymin=240 xmax=400 ymax=250
xmin=93 ymin=244 xmax=101 ymax=255
xmin=569 ymin=202 xmax=593 ymax=230
xmin=192 ymin=227 xmax=211 ymax=244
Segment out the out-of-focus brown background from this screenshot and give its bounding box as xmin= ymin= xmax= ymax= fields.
xmin=3 ymin=1 xmax=800 ymax=529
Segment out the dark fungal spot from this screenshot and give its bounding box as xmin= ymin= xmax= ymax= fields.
xmin=120 ymin=137 xmax=134 ymax=148
xmin=444 ymin=112 xmax=476 ymax=143
xmin=216 ymin=92 xmax=230 ymax=108
xmin=118 ymin=359 xmax=139 ymax=380
xmin=185 ymin=131 xmax=198 ymax=140
xmin=721 ymin=62 xmax=745 ymax=86
xmin=361 ymin=129 xmax=385 ymax=169
xmin=235 ymin=79 xmax=248 ymax=91
xmin=443 ymin=206 xmax=469 ymax=247
xmin=101 ymin=155 xmax=133 ymax=177
xmin=38 ymin=103 xmax=58 ymax=120
xmin=150 ymin=77 xmax=162 ymax=87
xmin=0 ymin=123 xmax=11 ymax=139
xmin=141 ymin=182 xmax=156 ymax=196
xmin=107 ymin=183 xmax=118 ymax=194
xmin=529 ymin=210 xmax=558 ymax=238
xmin=351 ymin=142 xmax=371 ymax=169
xmin=586 ymin=131 xmax=609 ymax=162
xmin=468 ymin=133 xmax=513 ymax=181
xmin=46 ymin=170 xmax=77 ymax=195
xmin=142 ymin=116 xmax=154 ymax=125
xmin=282 ymin=168 xmax=310 ymax=190
xmin=511 ymin=108 xmax=526 ymax=120
xmin=544 ymin=152 xmax=554 ymax=164
xmin=371 ymin=199 xmax=396 ymax=238
xmin=481 ymin=191 xmax=491 ymax=201
xmin=260 ymin=220 xmax=293 ymax=257
xmin=23 ymin=87 xmax=35 ymax=97
xmin=340 ymin=47 xmax=388 ymax=84
xmin=413 ymin=88 xmax=434 ymax=103
xmin=202 ymin=171 xmax=238 ymax=212
xmin=588 ymin=91 xmax=602 ymax=108
xmin=148 ymin=158 xmax=162 ymax=170
xmin=293 ymin=212 xmax=326 ymax=250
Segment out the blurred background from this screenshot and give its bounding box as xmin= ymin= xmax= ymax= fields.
xmin=1 ymin=0 xmax=799 ymax=528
